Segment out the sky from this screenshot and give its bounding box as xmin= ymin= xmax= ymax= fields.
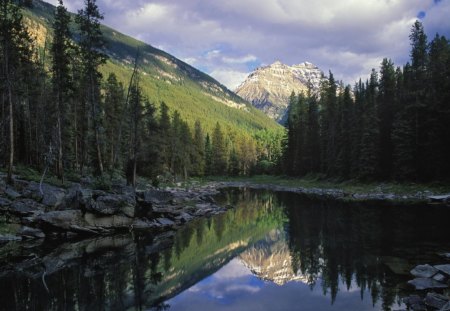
xmin=44 ymin=0 xmax=450 ymax=90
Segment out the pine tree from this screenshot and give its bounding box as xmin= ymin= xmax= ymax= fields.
xmin=50 ymin=0 xmax=72 ymax=183
xmin=192 ymin=120 xmax=205 ymax=176
xmin=378 ymin=58 xmax=396 ymax=179
xmin=305 ymin=86 xmax=321 ymax=173
xmin=75 ymin=0 xmax=107 ymax=176
xmin=211 ymin=122 xmax=227 ymax=175
xmin=335 ymin=85 xmax=353 ymax=179
xmin=204 ymin=133 xmax=212 ymax=176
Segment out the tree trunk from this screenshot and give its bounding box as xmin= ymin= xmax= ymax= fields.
xmin=7 ymin=77 xmax=13 ymax=184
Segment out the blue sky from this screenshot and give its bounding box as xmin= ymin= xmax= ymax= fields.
xmin=44 ymin=0 xmax=450 ymax=90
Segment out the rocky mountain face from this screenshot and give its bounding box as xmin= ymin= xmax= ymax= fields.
xmin=236 ymin=61 xmax=323 ymax=123
xmin=239 ymin=229 xmax=309 ymax=285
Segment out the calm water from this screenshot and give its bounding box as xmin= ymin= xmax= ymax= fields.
xmin=1 ymin=188 xmax=450 ymax=311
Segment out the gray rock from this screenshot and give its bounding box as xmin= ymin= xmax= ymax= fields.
xmin=435 ymin=264 xmax=450 ymax=277
xmin=84 ymin=212 xmax=133 ymax=229
xmin=403 ymin=295 xmax=426 ymax=311
xmin=36 ymin=210 xmax=84 ymax=230
xmin=19 ymin=226 xmax=45 ymax=239
xmin=0 ymin=234 xmax=21 ymax=242
xmin=441 ymin=302 xmax=450 ymax=311
xmin=22 ymin=181 xmax=66 ymax=208
xmin=5 ymin=187 xmax=21 ymax=199
xmin=94 ymin=194 xmax=136 ymax=217
xmin=425 ymin=292 xmax=449 ymax=309
xmin=0 ymin=197 xmax=11 ymax=208
xmin=157 ymin=218 xmax=175 ymax=226
xmin=142 ymin=189 xmax=174 ymax=205
xmin=433 ymin=273 xmax=447 ymax=282
xmin=131 ymin=219 xmax=159 ymax=230
xmin=408 ymin=278 xmax=448 ymax=290
xmin=411 ymin=264 xmax=438 ymax=278
xmin=439 ymin=253 xmax=450 ymax=260
xmin=8 ymin=199 xmax=45 ymax=216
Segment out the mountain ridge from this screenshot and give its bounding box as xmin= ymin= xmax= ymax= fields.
xmin=24 ymin=0 xmax=281 ymax=134
xmin=236 ymin=60 xmax=324 ymax=123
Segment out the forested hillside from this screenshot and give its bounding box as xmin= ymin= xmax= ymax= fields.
xmin=0 ymin=0 xmax=284 ymax=186
xmin=284 ymin=21 xmax=450 ymax=182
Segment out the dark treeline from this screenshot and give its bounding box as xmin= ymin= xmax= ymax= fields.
xmin=0 ymin=0 xmax=283 ymax=186
xmin=284 ymin=21 xmax=450 ymax=182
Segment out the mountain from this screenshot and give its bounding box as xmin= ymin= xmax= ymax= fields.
xmin=23 ymin=1 xmax=281 ymax=134
xmin=239 ymin=229 xmax=310 ymax=285
xmin=236 ymin=61 xmax=323 ymax=123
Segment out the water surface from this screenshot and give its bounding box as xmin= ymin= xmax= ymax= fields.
xmin=1 ymin=188 xmax=449 ymax=310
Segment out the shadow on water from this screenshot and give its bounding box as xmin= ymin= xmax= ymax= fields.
xmin=0 ymin=188 xmax=449 ymax=310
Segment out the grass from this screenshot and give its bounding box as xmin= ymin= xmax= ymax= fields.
xmin=198 ymin=175 xmax=450 ymax=196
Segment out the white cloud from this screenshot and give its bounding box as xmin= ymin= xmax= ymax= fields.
xmin=210 ymin=69 xmax=250 ymax=90
xmin=222 ymin=54 xmax=258 ymax=64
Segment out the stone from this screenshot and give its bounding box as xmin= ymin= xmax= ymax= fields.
xmin=84 ymin=212 xmax=133 ymax=229
xmin=131 ymin=219 xmax=159 ymax=230
xmin=439 ymin=253 xmax=450 ymax=260
xmin=441 ymin=302 xmax=450 ymax=311
xmin=0 ymin=197 xmax=11 ymax=208
xmin=8 ymin=199 xmax=45 ymax=216
xmin=435 ymin=265 xmax=450 ymax=277
xmin=94 ymin=194 xmax=136 ymax=217
xmin=0 ymin=234 xmax=21 ymax=242
xmin=433 ymin=273 xmax=447 ymax=282
xmin=5 ymin=187 xmax=21 ymax=199
xmin=22 ymin=181 xmax=66 ymax=208
xmin=408 ymin=278 xmax=448 ymax=290
xmin=425 ymin=292 xmax=449 ymax=310
xmin=411 ymin=264 xmax=438 ymax=278
xmin=36 ymin=210 xmax=84 ymax=230
xmin=142 ymin=189 xmax=174 ymax=205
xmin=156 ymin=218 xmax=175 ymax=226
xmin=19 ymin=226 xmax=45 ymax=239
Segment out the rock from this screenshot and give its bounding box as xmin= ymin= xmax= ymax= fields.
xmin=84 ymin=213 xmax=133 ymax=229
xmin=94 ymin=194 xmax=136 ymax=217
xmin=425 ymin=292 xmax=450 ymax=309
xmin=5 ymin=187 xmax=21 ymax=199
xmin=435 ymin=265 xmax=450 ymax=277
xmin=433 ymin=273 xmax=447 ymax=282
xmin=0 ymin=197 xmax=11 ymax=208
xmin=8 ymin=199 xmax=45 ymax=216
xmin=36 ymin=210 xmax=84 ymax=231
xmin=22 ymin=181 xmax=66 ymax=208
xmin=439 ymin=253 xmax=450 ymax=260
xmin=156 ymin=218 xmax=175 ymax=226
xmin=142 ymin=189 xmax=174 ymax=205
xmin=0 ymin=234 xmax=21 ymax=242
xmin=18 ymin=226 xmax=45 ymax=239
xmin=131 ymin=219 xmax=159 ymax=230
xmin=411 ymin=264 xmax=438 ymax=278
xmin=403 ymin=295 xmax=426 ymax=311
xmin=408 ymin=278 xmax=448 ymax=290
xmin=441 ymin=302 xmax=450 ymax=311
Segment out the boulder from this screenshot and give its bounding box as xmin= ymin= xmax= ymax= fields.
xmin=23 ymin=181 xmax=66 ymax=208
xmin=441 ymin=302 xmax=450 ymax=311
xmin=0 ymin=234 xmax=21 ymax=242
xmin=5 ymin=187 xmax=21 ymax=200
xmin=411 ymin=264 xmax=438 ymax=278
xmin=425 ymin=292 xmax=449 ymax=310
xmin=8 ymin=199 xmax=45 ymax=216
xmin=156 ymin=218 xmax=175 ymax=227
xmin=142 ymin=189 xmax=174 ymax=205
xmin=18 ymin=226 xmax=45 ymax=239
xmin=35 ymin=210 xmax=84 ymax=231
xmin=435 ymin=264 xmax=450 ymax=277
xmin=433 ymin=273 xmax=447 ymax=282
xmin=408 ymin=278 xmax=448 ymax=290
xmin=0 ymin=197 xmax=11 ymax=208
xmin=94 ymin=193 xmax=136 ymax=217
xmin=84 ymin=212 xmax=133 ymax=229
xmin=403 ymin=295 xmax=426 ymax=311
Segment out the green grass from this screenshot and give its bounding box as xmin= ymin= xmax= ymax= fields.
xmin=199 ymin=175 xmax=450 ymax=196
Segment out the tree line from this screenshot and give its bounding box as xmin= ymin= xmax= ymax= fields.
xmin=284 ymin=21 xmax=450 ymax=182
xmin=0 ymin=0 xmax=284 ymax=186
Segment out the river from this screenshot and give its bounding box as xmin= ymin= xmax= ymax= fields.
xmin=1 ymin=188 xmax=449 ymax=310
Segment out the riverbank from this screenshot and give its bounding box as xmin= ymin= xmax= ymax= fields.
xmin=0 ymin=173 xmax=225 ymax=243
xmin=198 ymin=175 xmax=450 ymax=205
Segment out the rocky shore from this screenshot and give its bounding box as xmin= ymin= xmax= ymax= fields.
xmin=209 ymin=181 xmax=449 ymax=205
xmin=0 ymin=175 xmax=226 ymax=242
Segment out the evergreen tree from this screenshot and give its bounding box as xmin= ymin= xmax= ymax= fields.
xmin=204 ymin=133 xmax=212 ymax=176
xmin=305 ymin=86 xmax=321 ymax=173
xmin=211 ymin=122 xmax=227 ymax=175
xmin=75 ymin=0 xmax=107 ymax=176
xmin=378 ymin=58 xmax=396 ymax=179
xmin=335 ymin=85 xmax=353 ymax=179
xmin=50 ymin=0 xmax=72 ymax=183
xmin=192 ymin=120 xmax=205 ymax=176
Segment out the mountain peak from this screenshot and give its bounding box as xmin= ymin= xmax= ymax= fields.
xmin=236 ymin=61 xmax=324 ymax=122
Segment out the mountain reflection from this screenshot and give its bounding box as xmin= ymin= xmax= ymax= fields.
xmin=1 ymin=188 xmax=450 ymax=311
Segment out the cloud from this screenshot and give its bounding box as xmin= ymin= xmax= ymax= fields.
xmin=42 ymin=0 xmax=446 ymax=89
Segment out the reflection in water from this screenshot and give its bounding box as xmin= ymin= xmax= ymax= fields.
xmin=1 ymin=188 xmax=450 ymax=310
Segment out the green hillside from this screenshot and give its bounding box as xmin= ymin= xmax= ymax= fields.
xmin=25 ymin=0 xmax=281 ymax=135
